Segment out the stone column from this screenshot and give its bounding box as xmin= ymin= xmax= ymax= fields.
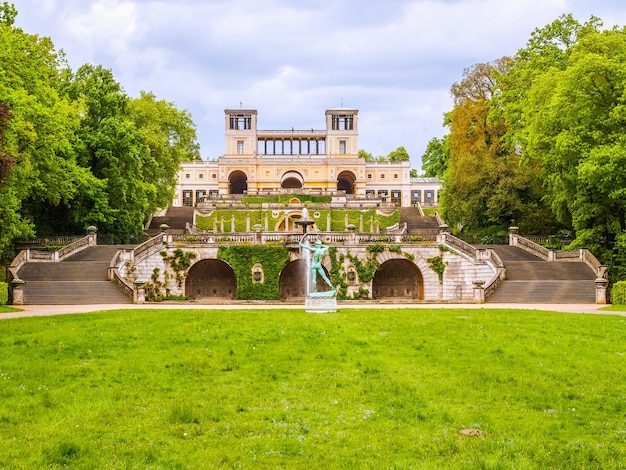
xmin=134 ymin=281 xmax=145 ymax=304
xmin=473 ymin=280 xmax=485 ymax=304
xmin=87 ymin=225 xmax=98 ymax=246
xmin=595 ymin=278 xmax=608 ymax=304
xmin=10 ymin=278 xmax=25 ymax=305
xmin=508 ymin=226 xmax=519 ymax=247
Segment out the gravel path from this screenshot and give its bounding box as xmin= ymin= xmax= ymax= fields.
xmin=1 ymin=302 xmax=622 ymax=319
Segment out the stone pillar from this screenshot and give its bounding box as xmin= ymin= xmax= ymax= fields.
xmin=595 ymin=278 xmax=608 ymax=304
xmin=473 ymin=280 xmax=485 ymax=304
xmin=10 ymin=278 xmax=25 ymax=305
xmin=437 ymin=224 xmax=450 ymax=244
xmin=264 ymin=215 xmax=269 ymax=231
xmin=253 ymin=224 xmax=263 ymax=245
xmin=327 ymin=213 xmax=331 ymax=232
xmin=87 ymin=225 xmax=98 ymax=246
xmin=347 ymin=224 xmax=356 ymax=245
xmin=231 ymin=215 xmax=235 ymax=232
xmin=220 ymin=217 xmax=224 ymax=232
xmin=359 ymin=214 xmax=364 ymax=232
xmin=134 ymin=282 xmax=145 ymax=304
xmin=246 ymin=214 xmax=250 ymax=232
xmin=159 ymin=224 xmax=170 ymax=245
xmin=508 ymin=226 xmax=519 ymax=247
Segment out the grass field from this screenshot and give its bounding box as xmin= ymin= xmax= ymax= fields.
xmin=1 ymin=307 xmax=625 ymax=469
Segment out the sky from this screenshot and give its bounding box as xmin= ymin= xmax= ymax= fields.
xmin=11 ymin=0 xmax=626 ymax=170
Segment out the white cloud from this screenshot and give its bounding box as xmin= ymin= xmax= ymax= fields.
xmin=11 ymin=0 xmax=626 ymax=168
xmin=65 ymin=0 xmax=138 ymax=58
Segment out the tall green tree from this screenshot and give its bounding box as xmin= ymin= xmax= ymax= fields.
xmin=387 ymin=146 xmax=410 ymax=162
xmin=519 ymin=24 xmax=626 ymax=270
xmin=0 ymin=8 xmax=86 ymax=255
xmin=420 ymin=136 xmax=449 ymax=178
xmin=442 ymin=57 xmax=545 ymax=234
xmin=129 ymin=91 xmax=200 ymax=212
xmin=62 ymin=64 xmax=151 ymax=241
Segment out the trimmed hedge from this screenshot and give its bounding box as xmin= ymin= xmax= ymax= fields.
xmin=0 ymin=282 xmax=8 ymax=305
xmin=197 ymin=208 xmax=400 ymax=233
xmin=611 ymin=281 xmax=626 ymax=305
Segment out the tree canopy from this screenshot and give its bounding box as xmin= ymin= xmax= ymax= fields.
xmin=435 ymin=13 xmax=626 ymax=278
xmin=0 ymin=4 xmax=199 ymax=259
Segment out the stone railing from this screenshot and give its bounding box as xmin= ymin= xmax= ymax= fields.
xmin=58 ymin=234 xmax=94 ymax=260
xmin=581 ymin=249 xmax=607 ymax=278
xmin=110 ymin=266 xmax=135 ymax=302
xmin=483 ymin=250 xmax=506 ymax=300
xmin=510 ymin=229 xmax=607 ymax=278
xmin=15 ymin=235 xmax=83 ymax=248
xmin=133 ymin=233 xmax=165 ymax=263
xmin=514 ymin=234 xmax=551 ymax=260
xmin=440 ymin=232 xmax=478 ymax=259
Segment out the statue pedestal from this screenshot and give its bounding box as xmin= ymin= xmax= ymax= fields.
xmin=305 ymin=291 xmax=337 ymax=313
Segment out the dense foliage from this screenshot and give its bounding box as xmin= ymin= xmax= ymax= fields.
xmin=0 ymin=281 xmax=7 ymax=304
xmin=0 ymin=4 xmax=199 ymax=261
xmin=217 ymin=245 xmax=290 ymax=300
xmin=435 ymin=14 xmax=626 ymax=280
xmin=610 ymin=281 xmax=626 ymax=305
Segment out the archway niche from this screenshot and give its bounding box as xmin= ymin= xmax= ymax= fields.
xmin=281 ymin=171 xmax=304 ymax=190
xmin=372 ymin=259 xmax=423 ymax=300
xmin=337 ymin=170 xmax=356 ymax=194
xmin=279 ymin=259 xmax=332 ymax=300
xmin=229 ymin=170 xmax=248 ymax=194
xmin=186 ymin=259 xmax=237 ymax=300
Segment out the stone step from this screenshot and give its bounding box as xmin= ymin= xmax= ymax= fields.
xmin=504 ymin=261 xmax=595 ymax=281
xmin=480 ymin=245 xmax=544 ymax=262
xmin=18 ymin=262 xmax=110 ymax=281
xmin=23 ymin=281 xmax=131 ymax=304
xmin=487 ymin=280 xmax=596 ymax=303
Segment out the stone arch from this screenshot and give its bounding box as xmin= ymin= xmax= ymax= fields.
xmin=185 ymin=259 xmax=237 ymax=300
xmin=281 ymin=170 xmax=304 ymax=189
xmin=372 ymin=259 xmax=423 ymax=300
xmin=337 ymin=170 xmax=356 ymax=194
xmin=275 ymin=210 xmax=317 ymax=232
xmin=229 ymin=170 xmax=248 ymax=194
xmin=279 ymin=259 xmax=307 ymax=300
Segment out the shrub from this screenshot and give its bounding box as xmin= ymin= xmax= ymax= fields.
xmin=611 ymin=281 xmax=626 ymax=305
xmin=0 ymin=282 xmax=7 ymax=305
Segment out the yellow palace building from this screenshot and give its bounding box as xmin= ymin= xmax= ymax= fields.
xmin=173 ymin=107 xmax=441 ymax=208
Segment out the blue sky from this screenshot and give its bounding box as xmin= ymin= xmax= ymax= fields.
xmin=11 ymin=0 xmax=626 ymax=170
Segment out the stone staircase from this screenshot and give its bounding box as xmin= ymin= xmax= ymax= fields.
xmin=483 ymin=245 xmax=597 ymax=303
xmin=399 ymin=207 xmax=440 ymax=236
xmin=18 ymin=246 xmax=132 ymax=305
xmin=146 ymin=206 xmax=194 ymax=236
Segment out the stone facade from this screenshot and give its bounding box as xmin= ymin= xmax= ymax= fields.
xmin=173 ymin=108 xmax=441 ymax=209
xmin=121 ymin=231 xmax=502 ymax=303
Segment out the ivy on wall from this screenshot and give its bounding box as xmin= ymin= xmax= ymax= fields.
xmin=328 ymin=247 xmax=348 ymax=300
xmin=217 ymin=245 xmax=290 ymax=300
xmin=427 ymin=255 xmax=447 ymax=284
xmin=161 ymin=249 xmax=196 ymax=289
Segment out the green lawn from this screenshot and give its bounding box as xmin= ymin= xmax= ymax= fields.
xmin=1 ymin=308 xmax=625 ymax=468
